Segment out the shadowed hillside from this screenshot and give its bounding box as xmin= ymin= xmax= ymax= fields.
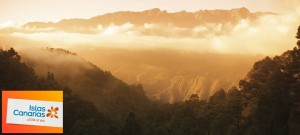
xmin=0 ymin=48 xmax=119 ymax=135
xmin=19 ymin=48 xmax=151 ymax=121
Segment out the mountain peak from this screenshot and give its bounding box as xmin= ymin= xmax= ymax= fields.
xmin=145 ymin=8 xmax=161 ymax=12
xmin=144 ymin=8 xmax=167 ymax=15
xmin=230 ymin=7 xmax=250 ymax=14
xmin=232 ymin=7 xmax=249 ymax=11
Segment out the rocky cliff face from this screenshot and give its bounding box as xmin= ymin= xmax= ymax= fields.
xmin=90 ymin=49 xmax=261 ymax=103
xmin=115 ymin=70 xmax=247 ymax=103
xmin=145 ymin=74 xmax=237 ymax=103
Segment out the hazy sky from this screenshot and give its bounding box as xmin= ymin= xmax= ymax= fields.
xmin=0 ymin=0 xmax=298 ymax=24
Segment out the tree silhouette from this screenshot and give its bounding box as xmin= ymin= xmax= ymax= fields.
xmin=297 ymin=26 xmax=300 ymax=48
xmin=226 ymin=87 xmax=242 ymax=135
xmin=188 ymin=94 xmax=200 ymax=102
xmin=0 ymin=48 xmax=37 ymax=89
xmin=123 ymin=112 xmax=142 ymax=135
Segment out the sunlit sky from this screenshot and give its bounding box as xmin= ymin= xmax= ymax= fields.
xmin=0 ymin=0 xmax=298 ymax=24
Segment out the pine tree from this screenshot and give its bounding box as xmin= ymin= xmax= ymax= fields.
xmin=123 ymin=112 xmax=142 ymax=135
xmin=251 ymin=69 xmax=290 ymax=135
xmin=296 ymin=26 xmax=300 ymax=48
xmin=226 ymin=87 xmax=242 ymax=135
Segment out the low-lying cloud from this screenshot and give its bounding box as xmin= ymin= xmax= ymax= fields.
xmin=0 ymin=7 xmax=299 ymax=57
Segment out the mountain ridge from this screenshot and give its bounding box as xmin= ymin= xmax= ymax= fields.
xmin=19 ymin=47 xmax=151 ymax=121
xmin=22 ymin=7 xmax=275 ymax=31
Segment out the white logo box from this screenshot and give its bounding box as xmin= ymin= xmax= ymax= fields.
xmin=6 ymin=98 xmax=63 ymax=127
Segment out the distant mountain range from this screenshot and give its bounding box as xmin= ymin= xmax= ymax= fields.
xmin=22 ymin=7 xmax=274 ymax=31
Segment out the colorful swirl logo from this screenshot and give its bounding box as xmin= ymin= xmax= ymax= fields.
xmin=46 ymin=106 xmax=59 ymax=118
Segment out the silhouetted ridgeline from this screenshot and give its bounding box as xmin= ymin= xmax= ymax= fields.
xmin=21 ymin=47 xmax=151 ymax=122
xmin=0 ymin=48 xmax=118 ymax=135
xmin=22 ymin=8 xmax=273 ymax=33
